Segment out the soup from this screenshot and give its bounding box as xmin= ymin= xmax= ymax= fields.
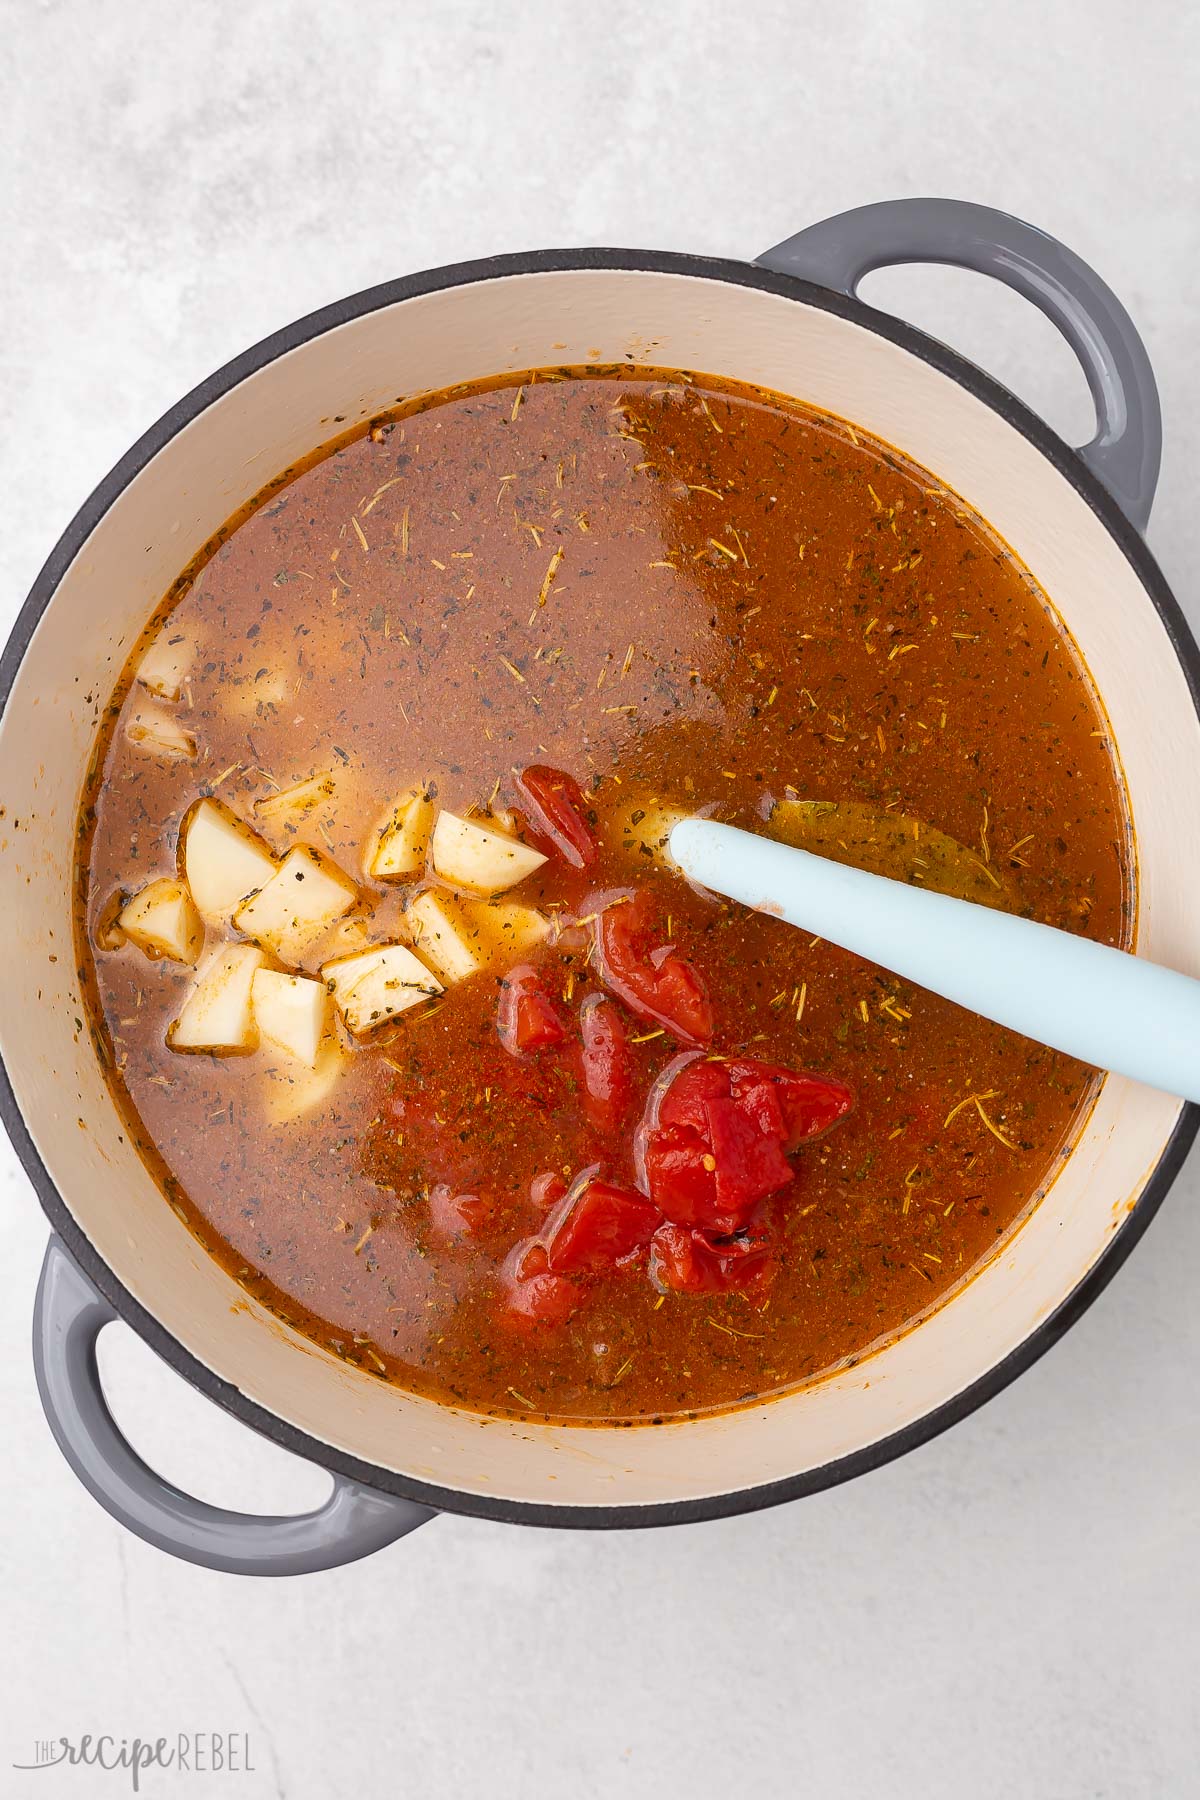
xmin=76 ymin=368 xmax=1130 ymax=1423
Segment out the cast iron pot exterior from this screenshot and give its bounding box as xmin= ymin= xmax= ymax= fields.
xmin=5 ymin=200 xmax=1198 ymax=1573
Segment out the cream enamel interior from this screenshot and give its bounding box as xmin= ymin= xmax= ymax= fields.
xmin=1 ymin=266 xmax=1194 ymax=1510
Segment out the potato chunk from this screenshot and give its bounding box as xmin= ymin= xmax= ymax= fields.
xmin=253 ymin=773 xmax=338 ymax=832
xmin=407 ymin=891 xmax=551 ymax=983
xmin=368 ymin=787 xmax=435 ymax=880
xmin=405 ymin=890 xmax=484 ymax=983
xmin=169 ymin=944 xmax=265 ymax=1054
xmin=118 ymin=878 xmax=204 ymax=965
xmin=182 ymin=799 xmax=277 ymax=925
xmin=93 ymin=891 xmax=129 ymax=951
xmin=136 ymin=630 xmax=192 ymax=702
xmin=251 ymin=969 xmax=329 ymax=1068
xmin=429 ymin=811 xmax=546 ymax=896
xmin=233 ymin=846 xmax=358 ymax=963
xmin=126 ymin=704 xmax=196 ymax=762
xmin=262 ymin=1039 xmax=348 ymax=1124
xmin=321 ymin=943 xmax=442 ymax=1036
xmin=463 ymin=898 xmax=552 ymax=960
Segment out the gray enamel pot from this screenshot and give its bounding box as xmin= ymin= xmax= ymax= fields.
xmin=4 ymin=199 xmax=1197 ymax=1574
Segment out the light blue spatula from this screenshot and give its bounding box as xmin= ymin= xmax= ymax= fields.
xmin=668 ymin=817 xmax=1200 ymax=1104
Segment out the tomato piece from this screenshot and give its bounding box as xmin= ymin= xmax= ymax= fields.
xmin=428 ymin=1184 xmax=492 ymax=1241
xmin=727 ymin=1075 xmax=786 ymax=1143
xmin=514 ymin=764 xmax=598 ymax=868
xmin=497 ymin=964 xmax=566 ymax=1056
xmin=499 ymin=1241 xmax=587 ymax=1329
xmin=649 ymin=1222 xmax=778 ymax=1297
xmin=579 ymin=994 xmax=636 ymax=1133
xmin=594 ymin=890 xmax=714 ymax=1044
xmin=642 ymin=1123 xmax=725 ymax=1228
xmin=642 ymin=1054 xmax=843 ymax=1232
xmin=728 ymin=1061 xmax=855 ymax=1149
xmin=656 ymin=1056 xmax=730 ymax=1132
xmin=544 ymin=1178 xmax=661 ymax=1273
xmin=703 ymin=1095 xmax=794 ymax=1213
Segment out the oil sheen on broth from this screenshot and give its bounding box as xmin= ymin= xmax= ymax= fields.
xmin=77 ymin=369 xmax=1130 ymax=1423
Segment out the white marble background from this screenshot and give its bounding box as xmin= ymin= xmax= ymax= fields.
xmin=2 ymin=2 xmax=1199 ymax=1795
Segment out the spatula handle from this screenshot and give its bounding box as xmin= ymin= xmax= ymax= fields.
xmin=670 ymin=818 xmax=1200 ymax=1103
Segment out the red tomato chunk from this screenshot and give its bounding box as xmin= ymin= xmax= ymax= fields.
xmin=727 ymin=1060 xmax=855 ymax=1151
xmin=515 ymin=764 xmax=598 ymax=868
xmin=500 ymin=1241 xmax=587 ymax=1329
xmin=544 ymin=1178 xmax=661 ymax=1273
xmin=642 ymin=1125 xmax=721 ymax=1229
xmin=642 ymin=1055 xmax=854 ymax=1233
xmin=594 ymin=889 xmax=714 ymax=1045
xmin=705 ymin=1095 xmax=793 ymax=1216
xmin=649 ymin=1221 xmax=778 ymax=1297
xmin=497 ymin=965 xmax=566 ymax=1056
xmin=579 ymin=994 xmax=635 ymax=1133
xmin=493 ymin=1042 xmax=852 ymax=1324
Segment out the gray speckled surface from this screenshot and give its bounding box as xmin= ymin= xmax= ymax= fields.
xmin=3 ymin=3 xmax=1200 ymax=1795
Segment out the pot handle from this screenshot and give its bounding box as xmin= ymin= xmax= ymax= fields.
xmin=33 ymin=1237 xmax=434 ymax=1575
xmin=756 ymin=198 xmax=1161 ymax=533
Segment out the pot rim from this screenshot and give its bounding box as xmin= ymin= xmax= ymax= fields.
xmin=3 ymin=244 xmax=1197 ymax=1529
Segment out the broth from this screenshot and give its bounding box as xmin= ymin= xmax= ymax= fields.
xmin=76 ymin=368 xmax=1130 ymax=1422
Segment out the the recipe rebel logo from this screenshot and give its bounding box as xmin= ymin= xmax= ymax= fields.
xmin=12 ymin=1733 xmax=256 ymax=1791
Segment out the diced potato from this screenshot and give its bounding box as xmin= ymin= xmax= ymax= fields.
xmin=118 ymin=878 xmax=204 ymax=965
xmin=251 ymin=968 xmax=329 ymax=1068
xmin=607 ymin=794 xmax=690 ymax=868
xmin=406 ymin=889 xmax=485 ymax=983
xmin=262 ymin=1038 xmax=348 ymax=1125
xmin=368 ymin=787 xmax=435 ymax=880
xmin=406 ymin=891 xmax=552 ymax=983
xmin=460 ymin=898 xmax=552 ymax=961
xmin=429 ymin=810 xmax=547 ymax=896
xmin=254 ymin=772 xmax=338 ymax=832
xmin=234 ymin=846 xmax=359 ymax=964
xmin=126 ymin=705 xmax=196 ymax=762
xmin=136 ymin=629 xmax=192 ymax=702
xmin=182 ymin=799 xmax=278 ymax=924
xmin=93 ymin=891 xmax=128 ymax=951
xmin=169 ymin=944 xmax=265 ymax=1054
xmin=321 ymin=943 xmax=442 ymax=1036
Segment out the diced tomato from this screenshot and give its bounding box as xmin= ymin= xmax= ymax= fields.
xmin=514 ymin=764 xmax=598 ymax=868
xmin=649 ymin=1221 xmax=778 ymax=1297
xmin=642 ymin=1123 xmax=723 ymax=1228
xmin=499 ymin=1241 xmax=587 ymax=1329
xmin=728 ymin=1060 xmax=855 ymax=1149
xmin=497 ymin=964 xmax=566 ymax=1056
xmin=728 ymin=1074 xmax=786 ymax=1143
xmin=544 ymin=1178 xmax=661 ymax=1273
xmin=594 ymin=889 xmax=714 ymax=1044
xmin=640 ymin=1053 xmax=847 ymax=1234
xmin=704 ymin=1095 xmax=794 ymax=1214
xmin=530 ymin=1170 xmax=569 ymax=1213
xmin=579 ymin=995 xmax=636 ymax=1133
xmin=655 ymin=1055 xmax=730 ymax=1133
xmin=427 ymin=1184 xmax=492 ymax=1242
